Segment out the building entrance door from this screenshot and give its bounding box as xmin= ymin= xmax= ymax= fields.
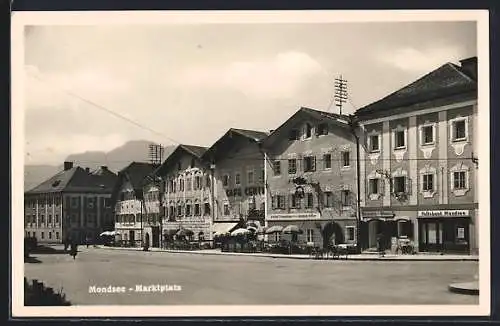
xmin=129 ymin=230 xmax=135 ymax=247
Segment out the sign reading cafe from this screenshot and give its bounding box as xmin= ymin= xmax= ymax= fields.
xmin=226 ymin=187 xmax=265 ymax=197
xmin=417 ymin=210 xmax=469 ymax=218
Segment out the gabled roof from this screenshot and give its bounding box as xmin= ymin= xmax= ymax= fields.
xmin=262 ymin=106 xmax=351 ymax=148
xmin=25 ymin=166 xmax=118 ymax=195
xmin=111 ymin=162 xmax=158 ymax=201
xmin=356 ymin=61 xmax=477 ymax=117
xmin=202 ymin=128 xmax=269 ymax=163
xmin=154 ymin=144 xmax=208 ymax=176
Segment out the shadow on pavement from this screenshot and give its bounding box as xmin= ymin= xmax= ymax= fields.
xmin=24 ymin=256 xmax=42 ymax=263
xmin=31 ymin=246 xmax=70 ymax=255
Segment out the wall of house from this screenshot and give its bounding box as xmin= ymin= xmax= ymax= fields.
xmin=114 ymin=179 xmax=143 ymax=245
xmin=24 ymin=194 xmax=63 ymax=243
xmin=213 ymin=137 xmax=265 ymax=223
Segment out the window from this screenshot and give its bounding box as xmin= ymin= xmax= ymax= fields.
xmin=56 ymin=232 xmax=59 ymax=240
xmin=177 ymin=205 xmax=182 ymax=217
xmin=323 ymin=191 xmax=333 ymax=208
xmin=273 ymin=161 xmax=281 ymax=176
xmin=369 ymin=135 xmax=380 ymax=152
xmin=247 ymin=171 xmax=255 ymax=185
xmin=341 ymin=151 xmax=350 ymax=167
xmin=194 ymin=204 xmax=201 ymax=216
xmin=423 ymin=174 xmax=434 ymax=192
xmin=453 ymin=171 xmax=466 ymax=189
xmin=452 ymin=119 xmax=467 ymax=141
xmin=317 ymin=123 xmax=329 ymax=135
xmin=323 ymin=154 xmax=332 ymax=169
xmin=40 ymin=215 xmax=45 ymax=223
xmin=345 ymin=226 xmax=355 ymax=241
xmin=48 ymin=214 xmax=52 ymax=224
xmin=235 ymin=173 xmax=241 ymax=186
xmin=304 ymin=123 xmax=313 ymax=139
xmin=190 ymin=158 xmax=195 ymax=168
xmin=422 ymin=125 xmax=434 ymax=145
xmin=288 ymin=129 xmax=300 ymax=141
xmin=290 ymin=194 xmax=301 ymax=208
xmin=305 ymin=193 xmax=314 ymax=208
xmin=288 ymin=159 xmax=297 ymax=174
xmin=49 ymin=232 xmax=52 ymax=239
xmin=341 ymin=190 xmax=350 ymax=206
xmin=223 ymin=174 xmax=230 ymax=187
xmin=204 ymin=203 xmax=211 ymax=216
xmin=71 ymin=197 xmax=79 ymax=208
xmin=303 ymin=156 xmax=316 ymax=172
xmin=306 ymin=229 xmax=314 ymax=243
xmin=179 ymin=179 xmax=185 ymax=192
xmin=185 ymin=204 xmax=192 ymax=216
xmin=223 ymin=204 xmax=230 ymax=216
xmin=278 ymin=195 xmax=286 ymax=209
xmin=395 ymin=130 xmax=406 ymax=148
xmin=87 ymin=198 xmax=94 ymax=209
xmin=393 ymin=176 xmax=406 ymax=193
xmin=186 ymin=177 xmax=192 ymax=191
xmin=259 ymin=169 xmax=264 ymax=183
xmin=369 ymin=179 xmax=379 ymax=195
xmin=41 ymin=232 xmax=45 ymax=239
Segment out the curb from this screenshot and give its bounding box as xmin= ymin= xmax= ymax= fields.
xmin=96 ymin=246 xmax=479 ymax=262
xmin=448 ymin=282 xmax=480 ymax=295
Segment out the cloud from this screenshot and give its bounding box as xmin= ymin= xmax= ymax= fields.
xmin=376 ymin=46 xmax=465 ymax=73
xmin=177 ymin=51 xmax=326 ymax=99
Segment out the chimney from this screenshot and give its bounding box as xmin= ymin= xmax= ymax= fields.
xmin=459 ymin=57 xmax=477 ymax=81
xmin=101 ymin=166 xmax=108 ymax=171
xmin=63 ymin=161 xmax=73 ymax=171
xmin=85 ymin=167 xmax=90 ymax=173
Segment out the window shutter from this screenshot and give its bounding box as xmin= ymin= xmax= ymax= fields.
xmin=405 ymin=177 xmax=412 ymax=195
xmin=379 ymin=178 xmax=384 ymax=194
xmin=312 ymin=156 xmax=316 ymax=171
xmin=271 ymin=196 xmax=276 ymax=209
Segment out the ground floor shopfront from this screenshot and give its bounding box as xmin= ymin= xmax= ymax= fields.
xmin=361 ymin=205 xmax=477 ymax=254
xmin=162 ymin=220 xmax=211 ymax=243
xmin=115 ymin=227 xmax=142 ymax=247
xmin=266 ymin=213 xmax=358 ymax=249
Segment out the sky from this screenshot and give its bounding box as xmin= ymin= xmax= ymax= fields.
xmin=23 ymin=20 xmax=477 ymax=166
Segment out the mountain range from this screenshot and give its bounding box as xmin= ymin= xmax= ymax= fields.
xmin=24 ymin=140 xmax=176 ymax=192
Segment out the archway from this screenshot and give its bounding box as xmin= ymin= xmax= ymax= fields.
xmin=322 ymin=221 xmax=344 ymax=248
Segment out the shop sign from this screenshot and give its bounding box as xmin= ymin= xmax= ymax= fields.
xmin=226 ymin=187 xmax=265 ymax=197
xmin=418 ymin=210 xmax=469 ymax=218
xmin=268 ymin=212 xmax=321 ymax=221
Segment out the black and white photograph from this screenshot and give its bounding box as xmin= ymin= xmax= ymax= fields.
xmin=11 ymin=10 xmax=490 ymax=317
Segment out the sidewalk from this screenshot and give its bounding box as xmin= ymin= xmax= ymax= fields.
xmin=95 ymin=246 xmax=479 ymax=261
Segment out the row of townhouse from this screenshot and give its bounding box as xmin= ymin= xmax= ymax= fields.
xmin=25 ymin=56 xmax=478 ymax=254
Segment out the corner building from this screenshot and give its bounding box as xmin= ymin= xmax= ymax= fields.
xmin=356 ymin=57 xmax=478 ymax=254
xmin=262 ymin=107 xmax=359 ymax=249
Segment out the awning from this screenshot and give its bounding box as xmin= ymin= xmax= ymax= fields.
xmin=212 ymin=223 xmax=238 ymax=236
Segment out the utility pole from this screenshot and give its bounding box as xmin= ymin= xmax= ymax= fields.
xmin=148 ymin=143 xmax=164 ymax=165
xmin=334 ymin=75 xmax=348 ymax=116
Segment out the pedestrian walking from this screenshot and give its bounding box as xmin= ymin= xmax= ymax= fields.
xmin=376 ymin=233 xmax=385 ymax=257
xmin=70 ymin=242 xmax=78 ymax=260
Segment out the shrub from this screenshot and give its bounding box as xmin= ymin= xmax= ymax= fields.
xmin=24 ymin=278 xmax=71 ymax=306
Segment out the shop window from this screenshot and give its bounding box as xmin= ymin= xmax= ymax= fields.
xmin=397 ymin=221 xmax=411 ymax=237
xmin=306 ymin=229 xmax=314 ymax=243
xmin=288 ymin=159 xmax=297 ymax=175
xmin=323 ymin=154 xmax=332 ymax=169
xmin=345 ymin=226 xmax=356 ymax=241
xmin=273 ymin=161 xmax=281 ymax=176
xmin=303 ymin=156 xmax=316 ymax=172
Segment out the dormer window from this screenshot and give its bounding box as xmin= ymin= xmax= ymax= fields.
xmin=317 ymin=123 xmax=329 ymax=136
xmin=288 ymin=129 xmax=300 ymax=141
xmin=304 ymin=123 xmax=313 ymax=139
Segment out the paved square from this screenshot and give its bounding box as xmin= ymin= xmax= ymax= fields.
xmin=24 ymin=247 xmax=479 ymax=305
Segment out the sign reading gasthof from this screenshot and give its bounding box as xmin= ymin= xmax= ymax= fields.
xmin=267 ymin=213 xmax=321 ymax=220
xmin=417 ymin=210 xmax=469 ymax=218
